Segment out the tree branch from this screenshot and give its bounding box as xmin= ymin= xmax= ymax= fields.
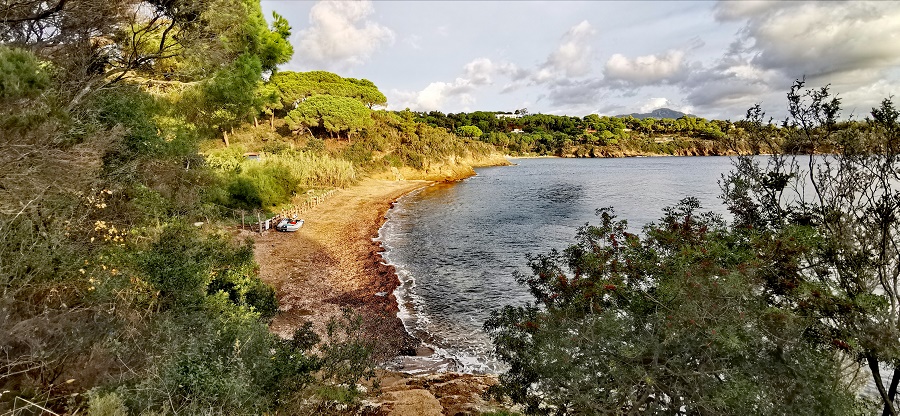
xmin=1 ymin=0 xmax=67 ymax=24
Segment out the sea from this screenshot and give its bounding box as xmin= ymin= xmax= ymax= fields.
xmin=378 ymin=156 xmax=740 ymax=373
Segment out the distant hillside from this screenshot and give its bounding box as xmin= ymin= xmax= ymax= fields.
xmin=617 ymin=108 xmax=695 ymax=119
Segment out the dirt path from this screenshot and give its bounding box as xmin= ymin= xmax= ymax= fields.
xmin=252 ymin=178 xmax=430 ymax=358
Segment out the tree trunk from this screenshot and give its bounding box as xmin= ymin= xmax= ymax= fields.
xmin=223 ymin=130 xmax=229 ymax=147
xmin=869 ymin=355 xmax=897 ymax=416
xmin=254 ymin=116 xmax=258 ymax=128
xmin=271 ymin=113 xmax=275 ymax=131
xmin=884 ymin=366 xmax=900 ymax=416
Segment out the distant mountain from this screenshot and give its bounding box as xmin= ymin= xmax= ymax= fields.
xmin=616 ymin=108 xmax=695 ymax=120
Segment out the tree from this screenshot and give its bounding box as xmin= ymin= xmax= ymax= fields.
xmin=456 ymin=125 xmax=483 ymax=138
xmin=268 ymin=71 xmax=387 ymax=112
xmin=285 ymin=95 xmax=373 ymax=140
xmin=486 ymin=199 xmax=863 ymax=414
xmin=345 ymin=77 xmax=388 ymax=108
xmin=256 ymin=11 xmax=293 ymax=75
xmin=722 ymin=80 xmax=900 ymax=415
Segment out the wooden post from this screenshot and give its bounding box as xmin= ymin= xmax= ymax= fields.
xmin=257 ymin=212 xmax=262 ymax=234
xmin=223 ymin=129 xmax=229 ymax=147
xmin=241 ymin=210 xmax=245 ymax=229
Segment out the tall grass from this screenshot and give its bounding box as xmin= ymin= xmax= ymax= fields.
xmin=263 ymin=152 xmax=357 ymax=189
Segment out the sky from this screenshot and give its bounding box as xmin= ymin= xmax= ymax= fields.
xmin=261 ymin=1 xmax=900 ymax=120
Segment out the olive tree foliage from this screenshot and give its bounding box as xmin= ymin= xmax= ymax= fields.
xmin=722 ymin=80 xmax=900 ymax=415
xmin=485 ymin=200 xmax=863 ymax=415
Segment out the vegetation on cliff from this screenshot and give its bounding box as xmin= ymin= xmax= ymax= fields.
xmin=412 ymin=108 xmax=740 ymax=157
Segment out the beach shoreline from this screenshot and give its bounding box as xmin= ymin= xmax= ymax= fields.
xmin=252 ymin=178 xmax=437 ymax=360
xmin=249 ymin=173 xmax=510 ymax=413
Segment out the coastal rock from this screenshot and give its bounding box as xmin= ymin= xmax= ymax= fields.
xmin=365 ymin=372 xmax=507 ymax=416
xmin=381 ymin=389 xmax=443 ymax=416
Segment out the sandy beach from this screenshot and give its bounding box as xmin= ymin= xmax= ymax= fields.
xmin=252 ymin=178 xmax=432 ymax=358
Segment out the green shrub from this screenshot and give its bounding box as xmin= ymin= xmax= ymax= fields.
xmin=383 ymin=154 xmax=402 ymax=168
xmin=0 ymin=46 xmax=49 ymax=101
xmin=87 ymin=391 xmax=127 ymax=416
xmin=265 ymin=152 xmax=357 ymax=189
xmin=342 ymin=141 xmax=373 ymax=166
xmin=227 ymin=175 xmax=263 ymax=209
xmin=119 ymin=224 xmax=297 ymax=414
xmin=206 ymin=146 xmax=247 ymax=172
xmin=225 ymin=162 xmax=298 ymax=209
xmin=304 ymin=137 xmax=326 ymax=154
xmin=456 ymin=125 xmax=483 ymax=138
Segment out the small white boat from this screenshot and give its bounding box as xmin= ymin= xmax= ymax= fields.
xmin=275 ymin=217 xmax=304 ymax=232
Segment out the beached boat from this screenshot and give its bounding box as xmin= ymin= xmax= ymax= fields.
xmin=275 ymin=217 xmax=304 ymax=232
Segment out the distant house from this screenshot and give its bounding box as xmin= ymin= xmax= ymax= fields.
xmin=511 ymin=128 xmax=524 ymax=133
xmin=244 ymin=152 xmax=261 ymax=161
xmin=496 ymin=113 xmax=521 ymax=119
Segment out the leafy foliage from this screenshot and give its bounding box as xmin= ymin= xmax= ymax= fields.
xmin=486 ymin=199 xmax=865 ymax=415
xmin=414 ymin=110 xmax=763 ymax=157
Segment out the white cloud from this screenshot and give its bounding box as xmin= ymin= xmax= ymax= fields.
xmin=388 ymin=21 xmax=605 ymax=113
xmin=391 ymin=78 xmax=476 ymax=111
xmin=543 ymin=20 xmax=596 ymax=78
xmin=713 ymin=0 xmax=778 ymax=21
xmin=639 ymin=98 xmax=673 ymax=113
xmin=604 ymin=50 xmax=687 ymax=86
xmin=680 ymin=1 xmax=900 ymax=119
xmin=462 ymin=58 xmax=496 ymax=86
xmin=393 ymin=58 xmax=531 ymax=111
xmin=416 ymin=82 xmax=458 ymax=110
xmin=296 ymin=1 xmax=395 ymax=69
xmin=622 ymin=97 xmax=694 ymax=116
xmin=716 ymin=1 xmax=900 ymax=83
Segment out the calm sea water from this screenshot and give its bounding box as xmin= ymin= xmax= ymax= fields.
xmin=379 ymin=156 xmax=738 ymax=373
